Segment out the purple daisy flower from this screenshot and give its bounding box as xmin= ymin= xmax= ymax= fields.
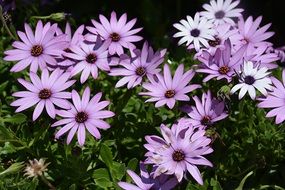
xmin=63 ymin=39 xmax=111 ymax=83
xmin=196 ymin=39 xmax=247 ymax=83
xmin=231 ymin=16 xmax=274 ymax=52
xmin=258 ymin=70 xmax=285 ymax=124
xmin=109 ymin=41 xmax=166 ymax=89
xmin=185 ymin=91 xmax=228 ymax=128
xmin=85 ymin=11 xmax=143 ymax=55
xmin=196 ymin=24 xmax=237 ymax=56
xmin=245 ymin=45 xmax=279 ymax=70
xmin=118 ymin=162 xmax=178 ymax=190
xmin=11 ymin=69 xmax=75 ymax=121
xmin=52 ymin=87 xmax=115 ymax=146
xmin=200 ymin=0 xmax=243 ymax=26
xmin=4 ymin=20 xmax=68 ymax=72
xmin=144 ymin=120 xmax=213 ymax=184
xmin=55 ymin=23 xmax=85 ymax=68
xmin=140 ymin=64 xmax=200 ymax=109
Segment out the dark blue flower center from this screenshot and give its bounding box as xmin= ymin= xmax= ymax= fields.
xmin=218 ymin=66 xmax=230 ymax=74
xmin=215 ymin=10 xmax=225 ymax=19
xmin=38 ymin=89 xmax=51 ymax=99
xmin=172 ymin=150 xmax=185 ymax=162
xmin=209 ymin=37 xmax=221 ymax=47
xmin=75 ymin=112 xmax=88 ymax=123
xmin=165 ymin=90 xmax=175 ymax=98
xmin=135 ymin=67 xmax=146 ymax=76
xmin=244 ymin=76 xmax=255 ymax=85
xmin=31 ymin=45 xmax=43 ymax=57
xmin=86 ymin=53 xmax=97 ymax=64
xmin=190 ymin=29 xmax=200 ymax=37
xmin=201 ymin=115 xmax=212 ymax=126
xmin=110 ymin=32 xmax=121 ymax=42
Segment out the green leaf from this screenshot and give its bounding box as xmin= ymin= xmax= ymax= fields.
xmin=93 ymin=168 xmax=110 ymax=181
xmin=2 ymin=113 xmax=27 ymax=124
xmin=235 ymin=171 xmax=254 ymax=190
xmin=110 ymin=162 xmax=126 ymax=181
xmin=94 ymin=178 xmax=113 ymax=189
xmin=99 ymin=143 xmax=113 ymax=168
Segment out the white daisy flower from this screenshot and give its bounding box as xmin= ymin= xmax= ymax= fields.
xmin=173 ymin=13 xmax=216 ymax=51
xmin=230 ymin=61 xmax=272 ymax=100
xmin=200 ymin=0 xmax=243 ymax=26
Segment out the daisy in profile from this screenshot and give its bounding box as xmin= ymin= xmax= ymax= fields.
xmin=55 ymin=23 xmax=85 ymax=68
xmin=11 ymin=69 xmax=75 ymax=120
xmin=144 ymin=120 xmax=213 ymax=184
xmin=186 ymin=91 xmax=228 ymax=128
xmin=63 ymin=38 xmax=111 ymax=83
xmin=200 ymin=0 xmax=243 ymax=26
xmin=118 ymin=162 xmax=178 ymax=190
xmin=109 ymin=41 xmax=166 ymax=89
xmin=4 ymin=20 xmax=68 ymax=72
xmin=231 ymin=16 xmax=274 ymax=52
xmin=173 ymin=13 xmax=216 ymax=51
xmin=258 ymin=70 xmax=285 ymax=124
xmin=140 ymin=64 xmax=200 ymax=109
xmin=52 ymin=87 xmax=114 ymax=146
xmin=86 ymin=11 xmax=143 ymax=55
xmin=230 ymin=61 xmax=272 ymax=100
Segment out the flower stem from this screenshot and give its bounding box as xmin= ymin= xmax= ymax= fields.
xmin=40 ymin=175 xmax=56 ymax=190
xmin=0 ymin=5 xmax=16 ymax=40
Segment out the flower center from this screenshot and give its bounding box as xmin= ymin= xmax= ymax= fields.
xmin=38 ymin=89 xmax=51 ymax=99
xmin=244 ymin=76 xmax=255 ymax=85
xmin=172 ymin=150 xmax=185 ymax=162
xmin=209 ymin=37 xmax=221 ymax=47
xmin=135 ymin=67 xmax=146 ymax=76
xmin=75 ymin=112 xmax=88 ymax=123
xmin=215 ymin=10 xmax=225 ymax=19
xmin=31 ymin=45 xmax=43 ymax=57
xmin=64 ymin=48 xmax=72 ymax=53
xmin=201 ymin=115 xmax=211 ymax=126
xmin=86 ymin=53 xmax=97 ymax=64
xmin=165 ymin=90 xmax=175 ymax=98
xmin=110 ymin=32 xmax=121 ymax=42
xmin=190 ymin=29 xmax=200 ymax=37
xmin=218 ymin=66 xmax=230 ymax=74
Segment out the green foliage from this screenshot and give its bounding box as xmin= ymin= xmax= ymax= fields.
xmin=0 ymin=1 xmax=284 ymax=190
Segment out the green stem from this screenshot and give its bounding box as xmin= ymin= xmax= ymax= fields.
xmin=40 ymin=175 xmax=56 ymax=190
xmin=0 ymin=5 xmax=16 ymax=40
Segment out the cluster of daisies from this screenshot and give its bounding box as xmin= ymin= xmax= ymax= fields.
xmin=3 ymin=0 xmax=285 ymax=188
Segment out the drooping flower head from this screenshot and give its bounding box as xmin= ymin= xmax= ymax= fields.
xmin=230 ymin=61 xmax=273 ymax=100
xmin=109 ymin=41 xmax=166 ymax=89
xmin=200 ymin=0 xmax=243 ymax=26
xmin=197 ymin=39 xmax=247 ymax=83
xmin=55 ymin=23 xmax=85 ymax=68
xmin=118 ymin=162 xmax=178 ymax=190
xmin=231 ymin=16 xmax=274 ymax=52
xmin=63 ymin=38 xmax=111 ymax=83
xmin=52 ymin=87 xmax=114 ymax=146
xmin=11 ymin=69 xmax=75 ymax=120
xmin=86 ymin=11 xmax=143 ymax=55
xmin=144 ymin=119 xmax=213 ymax=184
xmin=140 ymin=64 xmax=200 ymax=109
xmin=173 ymin=13 xmax=216 ymax=51
xmin=4 ymin=20 xmax=68 ymax=72
xmin=258 ymin=70 xmax=285 ymax=124
xmin=24 ymin=158 xmax=50 ymax=178
xmin=185 ymin=91 xmax=228 ymax=128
